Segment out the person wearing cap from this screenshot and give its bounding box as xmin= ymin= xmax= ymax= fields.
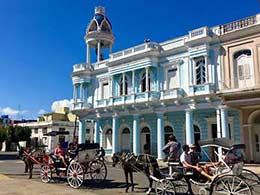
xmin=162 ymin=135 xmax=180 ymax=162
xmin=189 ymin=144 xmax=201 ymax=166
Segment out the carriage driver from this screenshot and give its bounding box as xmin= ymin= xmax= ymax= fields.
xmin=180 ymin=145 xmax=215 ymax=181
xmin=54 ymin=142 xmax=67 ymax=167
xmin=162 ymin=135 xmax=180 ymax=161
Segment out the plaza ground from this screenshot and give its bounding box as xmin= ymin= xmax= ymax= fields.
xmin=1 ymin=152 xmax=260 ymax=195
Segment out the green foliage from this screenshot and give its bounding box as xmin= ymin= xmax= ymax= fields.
xmin=0 ymin=126 xmax=7 ymax=143
xmin=7 ymin=126 xmax=31 ymax=143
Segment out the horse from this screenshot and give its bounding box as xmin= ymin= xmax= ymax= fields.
xmin=112 ymin=152 xmax=162 ymax=194
xmin=18 ymin=147 xmax=44 ymax=179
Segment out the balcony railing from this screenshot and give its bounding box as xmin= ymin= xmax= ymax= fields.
xmin=96 ymin=91 xmax=160 ymax=107
xmin=161 ymin=88 xmax=184 ymax=99
xmin=189 ymin=83 xmax=215 ymax=95
xmin=110 ymin=42 xmax=160 ymax=60
xmin=72 ymin=101 xmax=92 ymax=110
xmin=219 ymin=75 xmax=255 ymax=90
xmin=73 ymin=63 xmax=88 ymax=72
xmin=220 ymin=15 xmax=258 ymax=34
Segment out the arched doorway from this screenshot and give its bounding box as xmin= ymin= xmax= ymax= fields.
xmin=104 ymin=128 xmax=112 ymax=149
xmin=164 ymin=126 xmax=174 ymax=145
xmin=121 ymin=127 xmax=131 ymax=152
xmin=251 ymin=113 xmax=260 ymax=162
xmin=141 ymin=127 xmax=150 ymax=153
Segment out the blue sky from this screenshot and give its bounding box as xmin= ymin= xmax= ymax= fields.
xmin=0 ymin=0 xmax=259 ymax=119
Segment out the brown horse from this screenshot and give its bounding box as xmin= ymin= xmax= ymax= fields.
xmin=112 ymin=153 xmax=162 ymax=194
xmin=18 ymin=147 xmax=44 ymax=179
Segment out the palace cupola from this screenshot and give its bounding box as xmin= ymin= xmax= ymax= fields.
xmin=85 ymin=6 xmax=115 ymax=64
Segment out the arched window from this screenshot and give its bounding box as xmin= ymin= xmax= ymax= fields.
xmin=122 ymin=128 xmax=130 ymax=134
xmin=105 ymin=128 xmax=112 ymax=149
xmin=164 ymin=126 xmax=174 ymax=144
xmin=195 ymin=57 xmax=206 ymax=85
xmin=194 ymin=125 xmax=201 ymax=146
xmin=141 ymin=72 xmax=151 ymax=92
xmin=233 ymin=49 xmax=253 ymax=83
xmin=119 ymin=76 xmax=128 ymax=96
xmin=121 ymin=128 xmax=130 ymax=152
xmin=141 ymin=127 xmax=150 ymax=133
xmin=101 ymin=21 xmax=111 ymax=33
xmin=88 ymin=21 xmax=97 ymax=32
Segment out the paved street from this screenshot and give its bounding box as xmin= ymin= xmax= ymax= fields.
xmin=1 ymin=152 xmax=260 ymax=195
xmin=0 ymin=152 xmax=149 ymax=195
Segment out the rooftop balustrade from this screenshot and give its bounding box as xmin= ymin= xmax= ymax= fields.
xmin=220 ymin=14 xmax=259 ymax=34
xmin=109 ymin=42 xmax=160 ymax=60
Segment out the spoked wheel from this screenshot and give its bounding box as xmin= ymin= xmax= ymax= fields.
xmin=240 ymin=169 xmax=260 ymax=194
xmin=211 ymin=175 xmax=252 ymax=195
xmin=89 ymin=160 xmax=107 ymax=183
xmin=174 ymin=178 xmax=189 ymax=195
xmin=154 ymin=179 xmax=175 ymax=195
xmin=67 ymin=161 xmax=84 ymax=189
xmin=40 ymin=165 xmax=52 ymax=183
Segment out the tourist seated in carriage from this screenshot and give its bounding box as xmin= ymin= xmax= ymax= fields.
xmin=66 ymin=142 xmax=77 ymax=159
xmin=54 ymin=142 xmax=67 ymax=167
xmin=180 ymin=144 xmax=215 ymax=181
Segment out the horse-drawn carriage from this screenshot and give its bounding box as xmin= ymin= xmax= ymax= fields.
xmin=151 ymin=138 xmax=260 ymax=195
xmin=40 ymin=143 xmax=107 ymax=189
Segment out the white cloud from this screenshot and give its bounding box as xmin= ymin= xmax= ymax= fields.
xmin=0 ymin=107 xmax=27 ymax=116
xmin=51 ymin=99 xmax=73 ymax=112
xmin=38 ymin=109 xmax=47 ymax=115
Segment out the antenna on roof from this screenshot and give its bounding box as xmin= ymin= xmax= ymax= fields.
xmin=17 ymin=104 xmax=21 ymax=120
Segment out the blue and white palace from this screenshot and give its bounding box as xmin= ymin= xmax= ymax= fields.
xmin=71 ymin=6 xmax=241 ymax=159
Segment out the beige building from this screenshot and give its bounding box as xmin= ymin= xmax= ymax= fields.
xmin=218 ymin=13 xmax=260 ymax=162
xmin=19 ymin=107 xmax=94 ymax=151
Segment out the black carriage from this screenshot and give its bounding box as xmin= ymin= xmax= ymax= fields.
xmin=40 ymin=143 xmax=107 ymax=189
xmin=152 ymin=138 xmax=259 ymax=195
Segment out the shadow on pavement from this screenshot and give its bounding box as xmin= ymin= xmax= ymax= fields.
xmin=0 ymin=152 xmax=19 ymax=160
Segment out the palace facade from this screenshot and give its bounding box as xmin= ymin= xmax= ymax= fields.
xmin=71 ymin=6 xmax=260 ymax=162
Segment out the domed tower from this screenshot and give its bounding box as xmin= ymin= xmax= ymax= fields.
xmin=85 ymin=6 xmax=114 ymax=64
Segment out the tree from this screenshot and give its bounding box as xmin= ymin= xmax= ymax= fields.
xmin=0 ymin=126 xmax=7 ymax=143
xmin=0 ymin=126 xmax=7 ymax=150
xmin=7 ymin=126 xmax=31 ymax=148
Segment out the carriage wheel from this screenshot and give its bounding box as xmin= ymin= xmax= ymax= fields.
xmin=89 ymin=160 xmax=107 ymax=183
xmin=174 ymin=178 xmax=189 ymax=194
xmin=67 ymin=161 xmax=84 ymax=189
xmin=211 ymin=175 xmax=252 ymax=195
xmin=154 ymin=179 xmax=175 ymax=195
xmin=40 ymin=165 xmax=52 ymax=183
xmin=240 ymin=169 xmax=260 ymax=194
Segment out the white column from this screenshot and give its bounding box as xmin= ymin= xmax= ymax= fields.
xmin=221 ymin=107 xmax=229 ymax=138
xmin=133 ymin=115 xmax=140 ymax=155
xmin=73 ymin=85 xmax=76 ymax=102
xmin=112 ymin=116 xmax=119 ymax=154
xmin=86 ymin=43 xmax=90 ymax=64
xmin=204 ymin=55 xmax=209 ymax=83
xmin=216 ymin=108 xmax=222 ymax=160
xmin=145 ymin=67 xmax=149 ymax=91
xmin=110 ymin=77 xmax=113 ymax=97
xmin=122 ymin=72 xmax=125 ymax=95
xmin=78 ymin=120 xmax=86 ymax=144
xmin=193 ymin=59 xmax=196 ymax=85
xmin=80 ymin=83 xmax=83 ymax=102
xmin=97 ymin=41 xmax=101 ymax=62
xmin=109 ymin=45 xmax=112 ymax=54
xmin=94 ymin=120 xmax=100 ymax=143
xmin=185 ymin=109 xmax=194 ymax=145
xmin=157 ymin=113 xmax=165 ymax=159
xmin=132 ymin=70 xmax=135 ymax=94
xmin=189 ymin=58 xmax=193 ymax=85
